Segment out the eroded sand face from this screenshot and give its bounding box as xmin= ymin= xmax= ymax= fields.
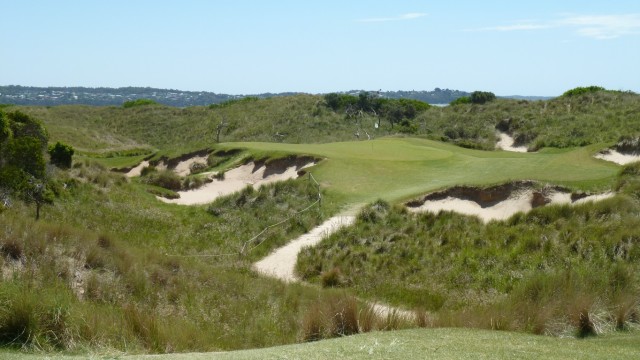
xmin=158 ymin=162 xmax=314 ymax=205
xmin=408 ymin=189 xmax=615 ymax=223
xmin=496 ymin=132 xmax=528 ymax=153
xmin=125 ymin=161 xmax=150 ymax=177
xmin=595 ymin=150 xmax=640 ymax=165
xmin=173 ymin=155 xmax=209 ymax=177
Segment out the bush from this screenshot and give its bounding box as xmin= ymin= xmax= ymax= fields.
xmin=122 ymin=99 xmax=158 ymax=108
xmin=143 ymin=169 xmax=182 ymax=191
xmin=470 ymin=91 xmax=496 ymax=104
xmin=321 ymin=267 xmax=344 ymax=288
xmin=449 ymin=96 xmax=471 ymax=106
xmin=563 ymin=86 xmax=605 ymax=97
xmin=302 ymin=294 xmax=360 ymax=341
xmin=48 ymin=141 xmax=74 ymax=168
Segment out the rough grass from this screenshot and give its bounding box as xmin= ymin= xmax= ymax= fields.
xmin=0 ymin=160 xmax=335 ymax=353
xmin=297 ymin=164 xmax=640 ymax=336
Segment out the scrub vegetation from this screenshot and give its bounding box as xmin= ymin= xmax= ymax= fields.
xmin=0 ymin=87 xmax=639 ymax=358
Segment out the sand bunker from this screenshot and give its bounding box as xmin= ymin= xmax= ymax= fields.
xmin=125 ymin=160 xmax=150 ymax=177
xmin=158 ymin=161 xmax=315 ymax=205
xmin=496 ymin=132 xmax=528 ymax=153
xmin=595 ymin=149 xmax=640 ymax=165
xmin=407 ymin=183 xmax=614 ymax=223
xmin=173 ymin=155 xmax=208 ymax=177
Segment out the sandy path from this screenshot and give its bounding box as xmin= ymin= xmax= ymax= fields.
xmin=409 ymin=190 xmax=615 ymax=223
xmin=253 ymin=208 xmax=417 ymax=321
xmin=595 ymin=150 xmax=640 ymax=165
xmin=253 ymin=215 xmax=356 ymax=282
xmin=496 ymin=132 xmax=528 ymax=153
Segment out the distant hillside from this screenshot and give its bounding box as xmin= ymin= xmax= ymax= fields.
xmin=0 ymin=85 xmax=477 ymax=107
xmin=345 ymin=88 xmax=470 ymax=104
xmin=0 ymin=85 xmax=302 ymax=107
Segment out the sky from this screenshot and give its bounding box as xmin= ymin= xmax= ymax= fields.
xmin=1 ymin=0 xmax=639 ymax=96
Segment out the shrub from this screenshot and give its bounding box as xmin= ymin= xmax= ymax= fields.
xmin=1 ymin=239 xmax=23 ymax=260
xmin=301 ymin=294 xmax=360 ymax=341
xmin=321 ymin=267 xmax=344 ymax=288
xmin=48 ymin=141 xmax=74 ymax=168
xmin=449 ymin=96 xmax=470 ymax=106
xmin=563 ymin=86 xmax=605 ymax=97
xmin=470 ymin=91 xmax=496 ymax=104
xmin=143 ymin=169 xmax=182 ymax=191
xmin=122 ymin=99 xmax=158 ymax=108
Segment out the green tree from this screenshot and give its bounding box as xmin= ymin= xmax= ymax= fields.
xmin=48 ymin=141 xmax=75 ymax=168
xmin=470 ymin=91 xmax=496 ymax=104
xmin=0 ymin=110 xmax=50 ymax=219
xmin=449 ymin=96 xmax=471 ymax=106
xmin=7 ymin=136 xmax=46 ymax=179
xmin=21 ymin=177 xmax=54 ymax=220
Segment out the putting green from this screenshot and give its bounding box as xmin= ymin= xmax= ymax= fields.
xmin=219 ymin=138 xmax=620 ymax=205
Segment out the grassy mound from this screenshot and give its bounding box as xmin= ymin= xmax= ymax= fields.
xmin=297 ymin=163 xmax=640 ymax=336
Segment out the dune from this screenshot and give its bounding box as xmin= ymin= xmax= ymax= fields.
xmin=407 ymin=183 xmax=614 ymax=223
xmin=158 ymin=161 xmax=314 ymax=205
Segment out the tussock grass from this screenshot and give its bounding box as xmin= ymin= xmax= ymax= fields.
xmin=298 ymin=165 xmax=640 ymax=337
xmin=13 ymin=90 xmax=640 ymax=160
xmin=0 ymin=161 xmax=332 ymax=353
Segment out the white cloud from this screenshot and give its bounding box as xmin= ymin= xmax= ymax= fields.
xmin=559 ymin=14 xmax=640 ymax=39
xmin=469 ymin=13 xmax=640 ymax=40
xmin=357 ymin=12 xmax=427 ymax=23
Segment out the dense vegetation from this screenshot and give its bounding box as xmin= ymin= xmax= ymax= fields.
xmin=297 ymin=163 xmax=640 ymax=336
xmin=7 ymin=87 xmax=637 ymax=161
xmin=0 ymin=158 xmax=336 ymax=352
xmin=0 ymin=86 xmax=639 ymax=357
xmin=0 ymin=110 xmax=54 ymax=219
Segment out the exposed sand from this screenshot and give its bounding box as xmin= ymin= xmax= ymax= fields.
xmin=158 ymin=162 xmax=314 ymax=205
xmin=253 ymin=215 xmax=356 ymax=282
xmin=173 ymin=155 xmax=209 ymax=177
xmin=496 ymin=132 xmax=528 ymax=153
xmin=408 ymin=190 xmax=615 ymax=223
xmin=253 ymin=211 xmax=417 ymax=321
xmin=595 ymin=150 xmax=640 ymax=165
xmin=125 ymin=160 xmax=150 ymax=177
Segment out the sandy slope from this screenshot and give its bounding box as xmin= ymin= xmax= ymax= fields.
xmin=173 ymin=155 xmax=209 ymax=176
xmin=595 ymin=150 xmax=640 ymax=165
xmin=495 ymin=132 xmax=528 ymax=153
xmin=158 ymin=162 xmax=313 ymax=205
xmin=409 ymin=190 xmax=615 ymax=223
xmin=125 ymin=160 xmax=150 ymax=177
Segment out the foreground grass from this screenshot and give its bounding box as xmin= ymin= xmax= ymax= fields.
xmin=2 ymin=328 xmax=638 ymax=359
xmin=0 ymin=160 xmax=338 ymax=353
xmin=297 ymin=163 xmax=640 ymax=335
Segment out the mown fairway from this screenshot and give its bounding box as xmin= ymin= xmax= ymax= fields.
xmin=221 ymin=138 xmax=619 ymax=206
xmin=4 ymin=328 xmax=637 ymax=360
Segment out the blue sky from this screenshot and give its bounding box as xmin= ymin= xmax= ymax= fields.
xmin=1 ymin=0 xmax=639 ymax=95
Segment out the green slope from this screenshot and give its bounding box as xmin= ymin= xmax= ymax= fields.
xmin=220 ymin=138 xmax=619 ymax=205
xmin=5 ymin=328 xmax=636 ymax=359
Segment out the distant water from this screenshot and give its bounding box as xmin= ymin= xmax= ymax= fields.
xmin=430 ymin=103 xmax=449 ymax=107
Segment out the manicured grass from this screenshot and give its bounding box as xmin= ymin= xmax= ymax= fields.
xmin=219 ymin=138 xmax=619 ymax=206
xmin=5 ymin=327 xmax=635 ymax=359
